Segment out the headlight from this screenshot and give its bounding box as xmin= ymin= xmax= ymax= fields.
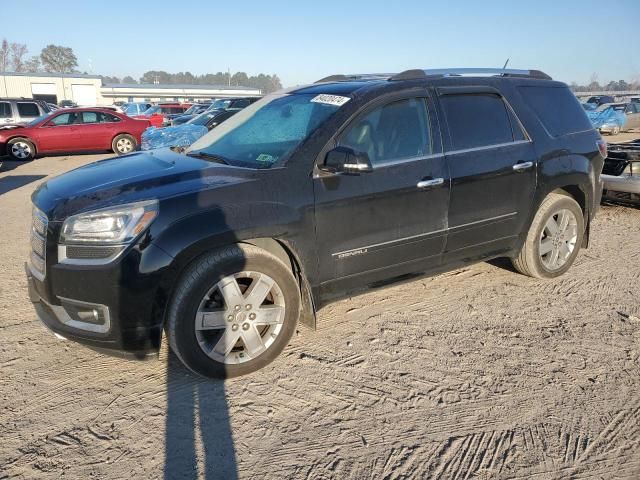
xmin=60 ymin=200 xmax=158 ymax=244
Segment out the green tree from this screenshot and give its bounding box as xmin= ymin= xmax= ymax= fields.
xmin=231 ymin=71 xmax=249 ymax=86
xmin=40 ymin=44 xmax=78 ymax=73
xmin=122 ymin=75 xmax=137 ymax=84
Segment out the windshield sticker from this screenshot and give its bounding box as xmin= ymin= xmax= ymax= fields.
xmin=256 ymin=153 xmax=276 ymax=164
xmin=310 ymin=94 xmax=351 ymax=107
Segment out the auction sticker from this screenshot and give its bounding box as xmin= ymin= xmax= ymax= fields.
xmin=310 ymin=94 xmax=351 ymax=107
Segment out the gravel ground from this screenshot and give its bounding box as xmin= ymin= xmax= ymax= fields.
xmin=0 ymin=150 xmax=639 ymax=480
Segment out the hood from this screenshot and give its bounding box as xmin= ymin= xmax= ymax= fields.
xmin=32 ymin=148 xmax=253 ymax=220
xmin=0 ymin=124 xmax=25 ymax=132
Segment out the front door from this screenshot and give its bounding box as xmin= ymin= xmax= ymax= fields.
xmin=36 ymin=112 xmax=81 ymax=152
xmin=314 ymin=95 xmax=450 ymax=294
xmin=437 ymin=88 xmax=537 ymax=259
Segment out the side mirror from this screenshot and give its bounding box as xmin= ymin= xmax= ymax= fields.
xmin=323 ymin=146 xmax=373 ymax=174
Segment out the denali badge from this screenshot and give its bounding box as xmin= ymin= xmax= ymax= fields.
xmin=337 ymin=248 xmax=368 ymax=259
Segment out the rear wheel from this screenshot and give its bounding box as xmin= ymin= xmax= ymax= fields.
xmin=166 ymin=244 xmax=300 ymax=379
xmin=112 ymin=134 xmax=136 ymax=154
xmin=7 ymin=138 xmax=35 ymax=161
xmin=512 ymin=193 xmax=584 ymax=279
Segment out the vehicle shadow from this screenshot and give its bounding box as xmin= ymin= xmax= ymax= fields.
xmin=0 ymin=174 xmax=47 ymax=196
xmin=165 ymin=354 xmax=237 ymax=480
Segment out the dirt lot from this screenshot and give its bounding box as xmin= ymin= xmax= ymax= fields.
xmin=1 ymin=146 xmax=639 ymax=480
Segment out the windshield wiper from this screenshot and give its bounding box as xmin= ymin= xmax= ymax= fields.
xmin=185 ymin=151 xmax=229 ymax=165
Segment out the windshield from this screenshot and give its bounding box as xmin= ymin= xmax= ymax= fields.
xmin=122 ymin=104 xmax=139 ymax=114
xmin=143 ymin=106 xmax=160 ymax=115
xmin=187 ymin=93 xmax=343 ymax=169
xmin=188 ymin=111 xmax=218 ymax=126
xmin=206 ymin=99 xmax=232 ymax=111
xmin=183 ymin=104 xmax=205 ymax=115
xmin=28 ymin=112 xmax=53 ymax=126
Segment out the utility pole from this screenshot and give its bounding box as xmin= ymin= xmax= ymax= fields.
xmin=228 ymin=67 xmax=230 ymax=86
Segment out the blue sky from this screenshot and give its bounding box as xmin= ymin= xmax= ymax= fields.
xmin=2 ymin=0 xmax=638 ymax=87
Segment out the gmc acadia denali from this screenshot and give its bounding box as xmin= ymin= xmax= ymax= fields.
xmin=26 ymin=68 xmax=605 ymax=378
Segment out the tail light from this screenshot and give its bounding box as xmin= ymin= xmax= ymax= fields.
xmin=597 ymin=140 xmax=607 ymax=158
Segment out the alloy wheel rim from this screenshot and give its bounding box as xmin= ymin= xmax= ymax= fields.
xmin=539 ymin=208 xmax=578 ymax=270
xmin=11 ymin=142 xmax=31 ymax=159
xmin=194 ymin=271 xmax=286 ymax=365
xmin=116 ymin=138 xmax=133 ymax=153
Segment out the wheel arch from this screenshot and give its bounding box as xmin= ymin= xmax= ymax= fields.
xmin=240 ymin=238 xmax=316 ymax=330
xmin=5 ymin=135 xmax=38 ymax=155
xmin=156 ymin=236 xmax=317 ymax=333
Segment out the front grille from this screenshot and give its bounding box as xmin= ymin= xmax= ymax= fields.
xmin=30 ymin=207 xmax=48 ymax=280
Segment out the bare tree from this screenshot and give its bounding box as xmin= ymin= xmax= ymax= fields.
xmin=0 ymin=39 xmax=9 ymax=71
xmin=23 ymin=56 xmax=41 ymax=72
xmin=10 ymin=42 xmax=28 ymax=72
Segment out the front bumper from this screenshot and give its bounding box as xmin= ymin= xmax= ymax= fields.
xmin=602 ymin=173 xmax=640 ymax=195
xmin=26 ymin=240 xmax=174 ymax=359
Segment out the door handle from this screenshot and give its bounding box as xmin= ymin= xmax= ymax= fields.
xmin=417 ymin=178 xmax=444 ymax=189
xmin=512 ymin=161 xmax=534 ymax=172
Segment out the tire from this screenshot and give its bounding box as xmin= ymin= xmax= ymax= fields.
xmin=166 ymin=244 xmax=300 ymax=379
xmin=512 ymin=193 xmax=585 ymax=279
xmin=112 ymin=134 xmax=137 ymax=155
xmin=7 ymin=137 xmax=35 ymax=161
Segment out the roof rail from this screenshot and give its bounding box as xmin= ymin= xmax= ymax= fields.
xmin=314 ymin=73 xmax=394 ymax=83
xmin=389 ymin=68 xmax=552 ymax=81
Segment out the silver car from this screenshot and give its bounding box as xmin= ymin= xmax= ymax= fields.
xmin=0 ymin=98 xmax=50 ymax=126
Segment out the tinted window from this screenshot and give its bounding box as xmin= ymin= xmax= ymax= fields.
xmin=339 ymin=98 xmax=432 ymax=166
xmin=441 ymin=94 xmax=513 ymax=150
xmin=17 ymin=102 xmax=40 ymax=117
xmin=0 ymin=102 xmax=11 ymax=117
xmin=103 ymin=112 xmax=121 ymax=122
xmin=518 ymin=86 xmax=593 ymax=137
xmin=49 ymin=113 xmax=77 ymax=126
xmin=81 ymin=111 xmax=99 ymax=123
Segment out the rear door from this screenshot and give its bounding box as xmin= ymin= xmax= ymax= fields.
xmin=74 ymin=111 xmax=118 ymax=149
xmin=314 ymin=93 xmax=449 ymax=292
xmin=625 ymin=103 xmax=640 ymax=129
xmin=16 ymin=101 xmax=42 ymax=123
xmin=437 ymin=87 xmax=537 ymax=259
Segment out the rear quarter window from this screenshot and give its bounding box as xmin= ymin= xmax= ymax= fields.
xmin=518 ymin=86 xmax=592 ymax=137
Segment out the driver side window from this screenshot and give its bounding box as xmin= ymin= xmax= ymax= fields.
xmin=338 ymin=98 xmax=432 ymax=166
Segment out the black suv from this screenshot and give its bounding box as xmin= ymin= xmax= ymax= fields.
xmin=26 ymin=68 xmax=604 ymax=378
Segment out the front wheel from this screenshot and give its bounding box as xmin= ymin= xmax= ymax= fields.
xmin=166 ymin=244 xmax=300 ymax=379
xmin=512 ymin=193 xmax=584 ymax=279
xmin=7 ymin=137 xmax=35 ymax=161
xmin=112 ymin=134 xmax=137 ymax=155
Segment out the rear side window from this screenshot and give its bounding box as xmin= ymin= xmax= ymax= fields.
xmin=17 ymin=102 xmax=40 ymax=117
xmin=441 ymin=94 xmax=514 ymax=150
xmin=0 ymin=102 xmax=11 ymax=117
xmin=518 ymin=86 xmax=592 ymax=137
xmin=81 ymin=111 xmax=99 ymax=123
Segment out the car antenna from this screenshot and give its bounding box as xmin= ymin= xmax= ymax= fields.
xmin=502 ymin=58 xmax=510 ymax=69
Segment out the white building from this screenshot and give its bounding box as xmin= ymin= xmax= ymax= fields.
xmin=0 ymin=72 xmax=261 ymax=106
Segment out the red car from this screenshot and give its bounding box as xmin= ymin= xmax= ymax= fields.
xmin=0 ymin=108 xmax=150 ymax=161
xmin=133 ymin=103 xmax=192 ymax=128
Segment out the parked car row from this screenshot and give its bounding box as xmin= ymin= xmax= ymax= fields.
xmin=584 ymin=101 xmax=640 ymax=135
xmin=0 ymin=96 xmax=261 ymax=160
xmin=0 ymin=108 xmax=150 ymax=160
